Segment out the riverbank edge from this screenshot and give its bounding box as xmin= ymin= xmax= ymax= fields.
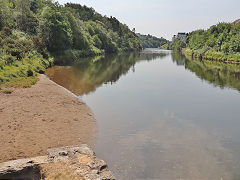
xmin=0 ymin=74 xmax=115 ymax=179
xmin=0 ymin=50 xmax=141 ymax=88
xmin=0 ymin=74 xmax=97 ymax=160
xmin=182 ymin=48 xmax=240 ymax=64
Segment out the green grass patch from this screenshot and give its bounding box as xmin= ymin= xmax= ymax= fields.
xmin=184 ymin=48 xmax=240 ymax=61
xmin=1 ymin=89 xmax=13 ymax=94
xmin=3 ymin=76 xmax=39 ymax=88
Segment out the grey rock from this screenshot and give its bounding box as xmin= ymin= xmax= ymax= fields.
xmin=47 ymin=144 xmax=94 ymax=160
xmin=0 ymin=144 xmax=115 ymax=180
xmin=0 ymin=156 xmax=48 ymax=179
xmin=87 ymin=158 xmax=107 ymax=171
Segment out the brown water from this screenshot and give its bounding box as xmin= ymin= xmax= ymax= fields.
xmin=46 ymin=49 xmax=240 ymax=180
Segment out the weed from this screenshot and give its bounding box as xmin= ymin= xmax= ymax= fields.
xmin=4 ymin=77 xmax=39 ymax=88
xmin=1 ymin=89 xmax=13 ymax=94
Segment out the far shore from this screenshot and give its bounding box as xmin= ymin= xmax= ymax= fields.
xmin=0 ymin=74 xmax=97 ymax=163
xmin=182 ymin=48 xmax=240 ymax=64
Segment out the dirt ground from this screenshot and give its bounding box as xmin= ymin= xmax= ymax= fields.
xmin=0 ymin=74 xmax=97 ymax=163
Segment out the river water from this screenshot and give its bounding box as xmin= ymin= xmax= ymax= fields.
xmin=46 ymin=49 xmax=240 ymax=180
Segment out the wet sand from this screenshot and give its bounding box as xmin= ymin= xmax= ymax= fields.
xmin=0 ymin=74 xmax=96 ymax=163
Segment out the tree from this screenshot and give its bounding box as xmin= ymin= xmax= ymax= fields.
xmin=15 ymin=0 xmax=38 ymax=34
xmin=92 ymin=35 xmax=102 ymax=49
xmin=39 ymin=7 xmax=72 ymax=52
xmin=0 ymin=0 xmax=14 ymax=30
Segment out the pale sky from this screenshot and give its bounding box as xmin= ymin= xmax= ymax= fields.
xmin=58 ymin=0 xmax=240 ymax=40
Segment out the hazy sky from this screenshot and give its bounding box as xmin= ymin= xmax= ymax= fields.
xmin=58 ymin=0 xmax=239 ymax=40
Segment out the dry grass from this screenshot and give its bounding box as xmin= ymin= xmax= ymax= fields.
xmin=39 ymin=162 xmax=85 ymax=180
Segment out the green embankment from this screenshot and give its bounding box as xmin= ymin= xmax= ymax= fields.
xmin=184 ymin=48 xmax=240 ymax=63
xmin=0 ymin=0 xmax=142 ymax=86
xmin=171 ymin=21 xmax=240 ymax=62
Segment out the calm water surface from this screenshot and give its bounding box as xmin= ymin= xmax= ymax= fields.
xmin=46 ymin=49 xmax=240 ymax=180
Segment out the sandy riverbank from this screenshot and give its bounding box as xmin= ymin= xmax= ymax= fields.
xmin=0 ymin=74 xmax=96 ymax=163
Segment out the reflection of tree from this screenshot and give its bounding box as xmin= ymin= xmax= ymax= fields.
xmin=46 ymin=51 xmax=169 ymax=95
xmin=139 ymin=50 xmax=170 ymax=61
xmin=171 ymin=51 xmax=186 ymax=66
xmin=172 ymin=51 xmax=240 ymax=91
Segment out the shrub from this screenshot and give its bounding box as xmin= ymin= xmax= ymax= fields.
xmin=4 ymin=77 xmax=39 ymax=88
xmin=2 ymin=27 xmax=12 ymax=36
xmin=1 ymin=89 xmax=13 ymax=94
xmin=2 ymin=55 xmax=15 ymax=64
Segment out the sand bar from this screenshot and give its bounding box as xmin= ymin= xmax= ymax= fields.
xmin=0 ymin=74 xmax=96 ymax=163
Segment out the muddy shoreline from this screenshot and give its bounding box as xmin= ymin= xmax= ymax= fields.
xmin=0 ymin=74 xmax=97 ymax=163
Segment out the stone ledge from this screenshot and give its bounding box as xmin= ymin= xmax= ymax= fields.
xmin=0 ymin=144 xmax=115 ymax=180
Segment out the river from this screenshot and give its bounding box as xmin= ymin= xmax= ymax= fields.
xmin=46 ymin=49 xmax=240 ymax=180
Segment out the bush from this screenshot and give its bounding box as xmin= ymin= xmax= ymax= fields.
xmin=2 ymin=27 xmax=12 ymax=36
xmin=2 ymin=55 xmax=15 ymax=64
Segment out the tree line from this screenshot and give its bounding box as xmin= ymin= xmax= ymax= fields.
xmin=171 ymin=21 xmax=240 ymax=61
xmin=0 ymin=0 xmax=143 ymax=83
xmin=136 ymin=33 xmax=169 ymax=49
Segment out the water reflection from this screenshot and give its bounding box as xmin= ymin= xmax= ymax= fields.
xmin=172 ymin=51 xmax=240 ymax=92
xmin=46 ymin=49 xmax=240 ymax=180
xmin=46 ymin=51 xmax=168 ymax=95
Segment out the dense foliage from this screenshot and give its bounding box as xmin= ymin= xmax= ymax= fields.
xmin=170 ymin=38 xmax=186 ymax=51
xmin=0 ymin=27 xmax=53 ymax=82
xmin=137 ymin=33 xmax=168 ymax=48
xmin=0 ymin=0 xmax=142 ymax=83
xmin=171 ymin=21 xmax=240 ymax=61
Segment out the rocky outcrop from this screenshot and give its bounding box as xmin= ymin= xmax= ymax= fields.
xmin=0 ymin=144 xmax=115 ymax=180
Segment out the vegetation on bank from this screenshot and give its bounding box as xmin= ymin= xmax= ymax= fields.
xmin=0 ymin=27 xmax=53 ymax=84
xmin=160 ymin=43 xmax=171 ymax=50
xmin=0 ymin=0 xmax=142 ymax=85
xmin=171 ymin=21 xmax=240 ymax=61
xmin=172 ymin=51 xmax=240 ymax=91
xmin=137 ymin=33 xmax=169 ymax=49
